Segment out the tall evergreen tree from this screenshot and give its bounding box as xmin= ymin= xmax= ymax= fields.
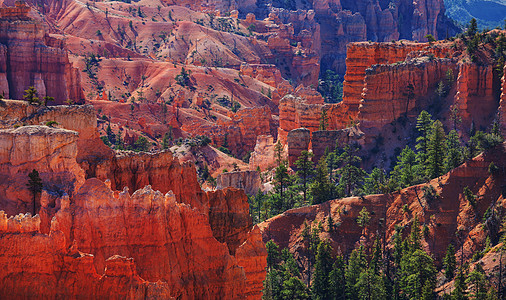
xmin=452 ymin=267 xmax=468 ymax=300
xmin=337 ymin=143 xmax=366 ymax=196
xmin=300 ymin=222 xmax=322 ymax=287
xmin=295 ymin=151 xmax=314 ymax=205
xmin=443 ymin=244 xmax=457 ymax=280
xmin=466 ymin=264 xmax=487 ymax=300
xmin=346 ymin=246 xmax=368 ymax=298
xmin=273 ymin=161 xmax=291 ymax=213
xmin=426 ymin=120 xmax=447 ymax=179
xmin=445 ymin=129 xmax=463 ymax=172
xmin=329 ymin=257 xmax=347 ymax=299
xmin=364 ymin=168 xmax=387 ymax=195
xmin=27 ymin=169 xmax=43 ymax=215
xmin=390 ymin=146 xmax=418 ymax=188
xmin=416 ymin=111 xmax=434 ymax=177
xmin=312 ymin=240 xmax=335 ymax=300
xmin=310 ymin=157 xmax=333 ymax=204
xmin=399 ymin=249 xmax=437 ymax=299
xmin=356 ymin=268 xmax=387 ymax=300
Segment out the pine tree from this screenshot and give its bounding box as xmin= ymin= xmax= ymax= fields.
xmin=356 ymin=268 xmax=387 ymax=300
xmin=42 ymin=96 xmax=54 ymax=106
xmin=337 ymin=143 xmax=366 ymax=196
xmin=445 ymin=130 xmax=463 ymax=172
xmin=370 ymin=237 xmax=383 ymax=275
xmin=467 ymin=18 xmax=478 ymax=37
xmin=295 ymin=151 xmax=314 ymax=205
xmin=443 ymin=244 xmax=457 ymax=280
xmin=27 ymin=169 xmax=43 ymax=215
xmin=466 ymin=264 xmax=487 ymax=300
xmin=310 ymin=157 xmax=333 ymax=205
xmin=329 ymin=257 xmax=346 ymax=299
xmin=273 ymin=161 xmax=291 ymax=213
xmin=23 ymin=86 xmax=40 ymax=105
xmin=452 ymin=267 xmax=468 ymax=300
xmin=416 ymin=111 xmax=434 ymax=177
xmin=346 ymin=246 xmax=368 ymax=298
xmin=426 ymin=120 xmax=446 ymax=179
xmin=364 ymin=168 xmax=387 ymax=195
xmin=300 ymin=222 xmax=321 ymax=287
xmin=390 ymin=146 xmax=417 ymax=188
xmin=162 ymin=132 xmax=171 ymax=149
xmin=357 ymin=207 xmax=371 ymax=229
xmin=266 ymin=240 xmax=281 ymax=270
xmin=399 ymin=249 xmax=437 ymax=299
xmin=319 ymin=109 xmax=328 ymax=130
xmin=281 ymin=277 xmax=309 ymax=299
xmin=312 ymin=241 xmax=334 ymax=300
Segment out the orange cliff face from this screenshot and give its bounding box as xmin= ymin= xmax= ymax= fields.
xmin=0 ymin=5 xmax=84 ymax=104
xmin=279 ymin=38 xmax=505 ymax=165
xmin=0 ymin=104 xmax=267 ymax=299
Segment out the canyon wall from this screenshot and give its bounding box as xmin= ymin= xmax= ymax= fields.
xmin=358 ymin=57 xmax=457 ymax=130
xmin=0 ymin=125 xmax=84 ymax=216
xmin=0 ymin=5 xmax=84 ymax=104
xmin=0 ymin=104 xmax=267 ymax=299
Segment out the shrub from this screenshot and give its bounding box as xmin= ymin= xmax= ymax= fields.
xmin=45 ymin=121 xmax=58 ymax=127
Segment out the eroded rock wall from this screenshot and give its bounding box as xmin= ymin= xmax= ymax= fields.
xmin=0 ymin=15 xmax=84 ymax=104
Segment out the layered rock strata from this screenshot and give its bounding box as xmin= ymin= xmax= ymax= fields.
xmin=217 ymin=170 xmax=262 ymax=196
xmin=0 ymin=104 xmax=267 ymax=299
xmin=0 ymin=6 xmax=84 ymax=104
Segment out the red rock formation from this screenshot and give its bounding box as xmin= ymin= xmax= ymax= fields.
xmin=53 ymin=179 xmax=251 ymax=299
xmin=217 ymin=170 xmax=262 ymax=196
xmin=343 ymin=42 xmax=449 ymax=116
xmin=287 ymin=128 xmax=311 ymax=166
xmin=455 ymin=62 xmax=498 ymax=130
xmin=0 ymin=212 xmax=173 ymax=299
xmin=0 ymin=100 xmax=113 ymax=167
xmin=236 ymin=226 xmax=268 ymax=299
xmin=208 ymin=187 xmax=253 ymax=254
xmin=240 ymin=63 xmax=285 ymax=87
xmin=218 ymin=106 xmax=276 ymax=157
xmin=278 ymin=94 xmax=323 ymax=143
xmin=0 ymin=125 xmax=85 ymax=216
xmin=0 ymin=103 xmax=267 ymax=299
xmin=0 ymin=9 xmax=84 ymax=104
xmin=0 ymin=1 xmax=30 ymax=20
xmin=249 ymin=135 xmax=278 ymax=171
xmin=358 ymin=57 xmax=457 ymax=129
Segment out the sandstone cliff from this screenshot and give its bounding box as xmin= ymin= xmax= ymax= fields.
xmin=217 ymin=170 xmax=262 ymax=195
xmin=0 ymin=5 xmax=84 ymax=104
xmin=0 ymin=125 xmax=85 ymax=216
xmin=0 ymin=104 xmax=267 ymax=299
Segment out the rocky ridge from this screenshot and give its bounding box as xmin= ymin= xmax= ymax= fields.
xmin=0 ymin=103 xmax=267 ymax=299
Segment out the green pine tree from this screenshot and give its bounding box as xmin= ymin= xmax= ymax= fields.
xmin=416 ymin=111 xmax=434 ymax=178
xmin=337 ymin=143 xmax=366 ymax=196
xmin=295 ymin=150 xmax=314 ymax=205
xmin=444 ymin=130 xmax=463 ymax=172
xmin=443 ymin=244 xmax=457 ymax=280
xmin=426 ymin=120 xmax=446 ymax=179
xmin=312 ymin=240 xmax=335 ymax=300
xmin=310 ymin=157 xmax=333 ymax=205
